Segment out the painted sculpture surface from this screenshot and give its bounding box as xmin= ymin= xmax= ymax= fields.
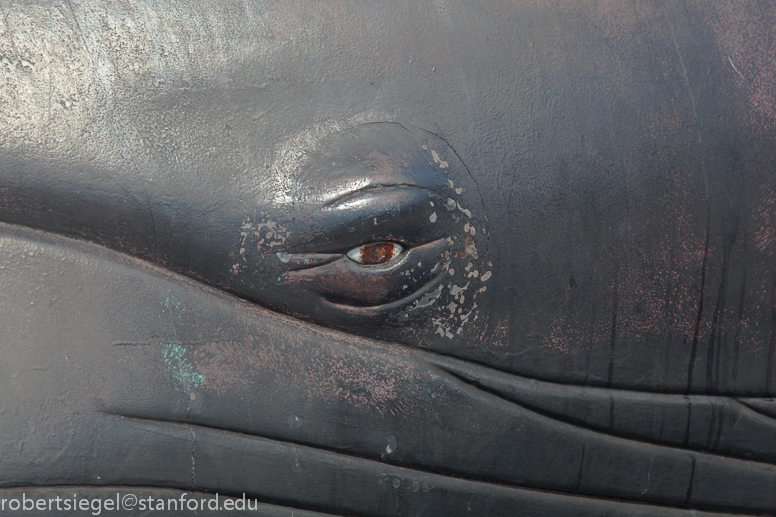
xmin=1 ymin=1 xmax=775 ymax=515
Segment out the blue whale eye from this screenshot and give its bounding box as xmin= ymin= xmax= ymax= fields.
xmin=346 ymin=241 xmax=404 ymax=265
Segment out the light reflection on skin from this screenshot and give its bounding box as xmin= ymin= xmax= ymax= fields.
xmin=318 ymin=179 xmax=376 ymax=208
xmin=263 ymin=115 xmax=387 ymax=208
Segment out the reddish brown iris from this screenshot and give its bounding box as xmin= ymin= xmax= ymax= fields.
xmin=358 ymin=242 xmax=397 ymax=265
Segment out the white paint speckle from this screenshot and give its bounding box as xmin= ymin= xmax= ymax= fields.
xmin=277 ymin=252 xmax=292 ymax=263
xmin=446 ymin=179 xmax=454 ymax=189
xmin=242 ymin=218 xmax=290 ymax=250
xmin=481 ymin=271 xmax=492 ymax=282
xmin=429 ymin=201 xmax=435 ymax=207
xmin=430 ymin=212 xmax=437 ymax=223
xmin=455 ymin=187 xmax=463 ymax=194
xmin=448 ymin=268 xmax=455 ymax=276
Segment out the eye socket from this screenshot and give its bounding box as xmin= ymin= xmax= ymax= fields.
xmin=346 ymin=242 xmax=404 ymax=265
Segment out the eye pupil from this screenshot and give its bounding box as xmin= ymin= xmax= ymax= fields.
xmin=359 ymin=242 xmax=396 ymax=265
xmin=346 ymin=241 xmax=404 ymax=265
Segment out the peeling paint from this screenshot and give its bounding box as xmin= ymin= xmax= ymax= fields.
xmin=457 ymin=201 xmax=472 ymax=218
xmin=431 ymin=150 xmax=449 ymax=168
xmin=450 ymin=283 xmax=470 ymax=298
xmin=408 ymin=284 xmax=444 ymax=311
xmin=460 ymin=237 xmax=478 ymax=259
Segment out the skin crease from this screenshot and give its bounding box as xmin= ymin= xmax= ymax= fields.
xmin=1 ymin=2 xmax=776 ymax=514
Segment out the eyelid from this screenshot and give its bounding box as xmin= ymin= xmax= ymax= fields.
xmin=275 ymin=252 xmax=340 ymax=271
xmin=288 ymin=189 xmax=446 ymax=254
xmin=322 ymin=184 xmax=435 ymax=210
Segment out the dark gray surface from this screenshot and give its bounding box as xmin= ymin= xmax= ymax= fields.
xmin=1 ymin=1 xmax=775 ymax=515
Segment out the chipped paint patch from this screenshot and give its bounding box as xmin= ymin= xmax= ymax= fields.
xmin=450 ymin=283 xmax=469 ymax=298
xmin=460 ymin=237 xmax=478 ymax=259
xmin=431 ymin=150 xmax=449 ymax=168
xmin=384 ymin=434 xmax=398 ymax=456
xmin=407 ymin=284 xmax=444 ymax=311
xmin=232 ymin=216 xmax=292 ymax=274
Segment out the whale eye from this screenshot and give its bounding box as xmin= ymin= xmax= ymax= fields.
xmin=346 ymin=242 xmax=404 ymax=265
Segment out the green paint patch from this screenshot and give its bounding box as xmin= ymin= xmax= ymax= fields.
xmin=162 ymin=342 xmax=205 ymax=392
xmin=158 ymin=290 xmax=205 ymax=391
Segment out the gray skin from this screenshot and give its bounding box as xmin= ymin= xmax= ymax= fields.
xmin=1 ymin=1 xmax=775 ymax=515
